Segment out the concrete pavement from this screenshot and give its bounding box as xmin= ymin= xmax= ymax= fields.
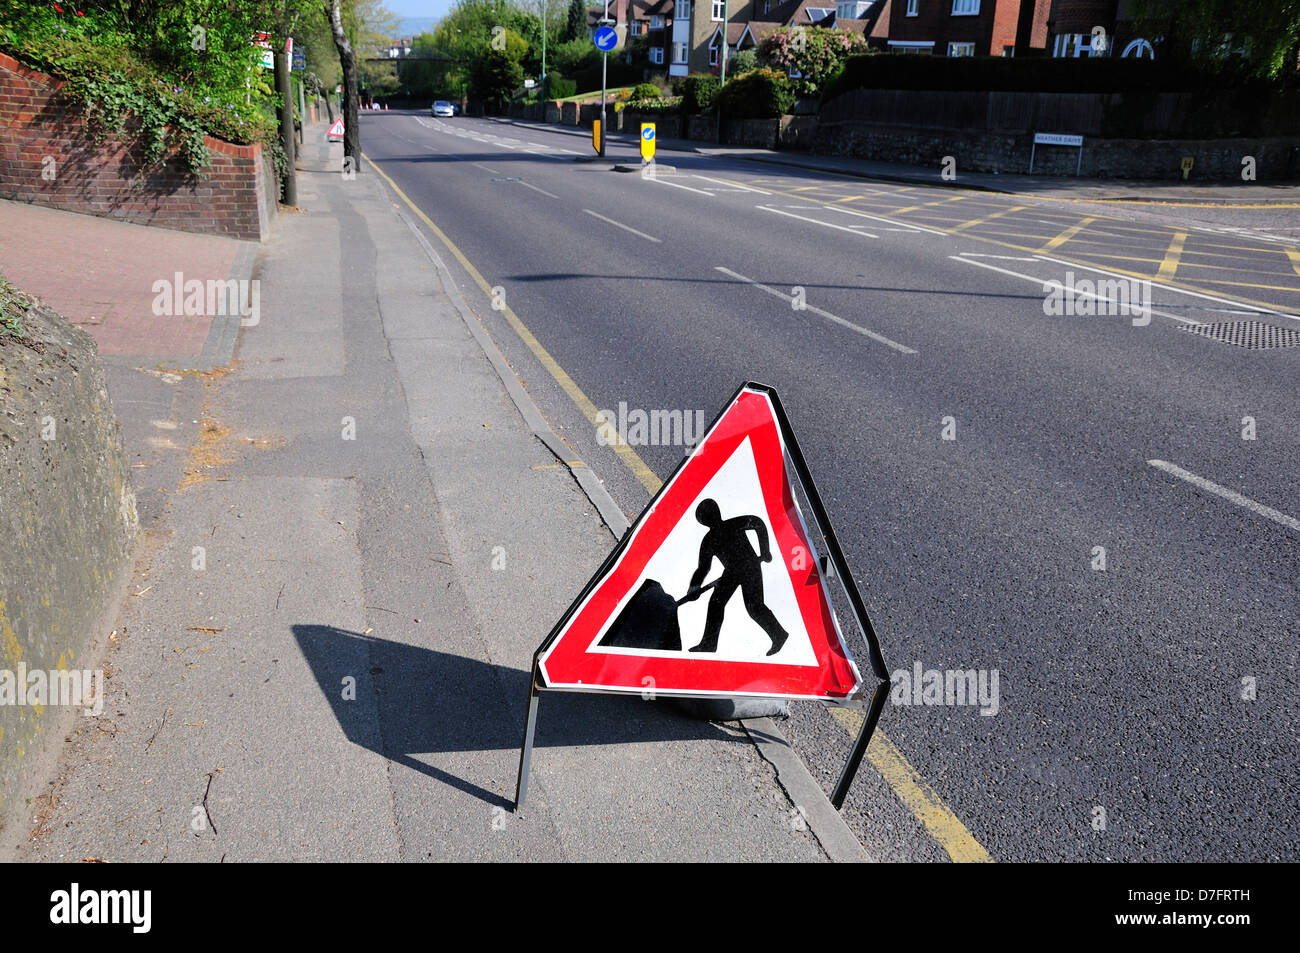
xmin=3 ymin=121 xmax=865 ymax=861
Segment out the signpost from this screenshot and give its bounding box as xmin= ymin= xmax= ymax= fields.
xmin=515 ymin=382 xmax=891 ymax=811
xmin=593 ymin=18 xmax=617 ymax=157
xmin=640 ymin=123 xmax=656 ymax=164
xmin=1029 ymin=132 xmax=1084 ymax=176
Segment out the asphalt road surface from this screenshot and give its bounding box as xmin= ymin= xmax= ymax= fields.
xmin=357 ymin=110 xmax=1299 ymax=862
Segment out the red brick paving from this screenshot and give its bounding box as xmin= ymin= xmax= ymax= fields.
xmin=0 ymin=199 xmax=246 ymax=358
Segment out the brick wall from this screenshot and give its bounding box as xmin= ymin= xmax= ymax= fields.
xmin=0 ymin=52 xmax=276 ymax=241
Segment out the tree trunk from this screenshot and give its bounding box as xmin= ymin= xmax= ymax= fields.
xmin=325 ymin=0 xmax=360 ymax=171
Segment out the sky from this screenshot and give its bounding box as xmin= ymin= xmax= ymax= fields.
xmin=386 ymin=1 xmax=454 ymax=18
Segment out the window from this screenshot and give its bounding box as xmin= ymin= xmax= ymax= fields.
xmin=629 ymin=21 xmax=642 ymax=35
xmin=948 ymin=42 xmax=975 ymax=56
xmin=649 ymin=16 xmax=664 ymax=28
xmin=951 ymin=0 xmax=978 ymax=14
xmin=1053 ymin=33 xmax=1104 ymax=58
xmin=806 ymin=7 xmax=835 ymax=21
xmin=709 ymin=34 xmax=721 ymax=65
xmin=1002 ymin=44 xmax=1015 ymax=57
xmin=678 ymin=0 xmax=689 ymax=18
xmin=649 ymin=46 xmax=664 ymax=64
xmin=712 ymin=0 xmax=724 ymax=21
xmin=906 ymin=0 xmax=918 ymax=15
xmin=673 ymin=41 xmax=688 ymax=63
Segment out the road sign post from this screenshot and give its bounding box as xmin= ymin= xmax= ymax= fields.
xmin=640 ymin=123 xmax=656 ymax=165
xmin=593 ymin=18 xmax=617 ymax=158
xmin=514 ymin=381 xmax=891 ymax=810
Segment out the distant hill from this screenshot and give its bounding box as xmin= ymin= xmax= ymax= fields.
xmin=397 ymin=17 xmax=437 ymax=39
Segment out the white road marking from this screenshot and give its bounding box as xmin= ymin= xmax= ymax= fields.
xmin=1148 ymin=460 xmax=1300 ymax=534
xmin=517 ymin=179 xmax=560 ymax=199
xmin=949 ymin=255 xmax=1204 ymax=327
xmin=649 ymin=176 xmax=713 ymax=195
xmin=757 ymin=205 xmax=878 ymax=238
xmin=827 ymin=206 xmax=947 ymax=236
xmin=714 ymin=266 xmax=916 ymax=354
xmin=1033 ymin=252 xmax=1300 ymax=324
xmin=957 ymin=254 xmax=1042 ymax=261
xmin=692 ymin=174 xmax=771 ymax=194
xmin=583 ymin=208 xmax=662 ymax=242
xmin=472 ymin=163 xmax=502 ymax=174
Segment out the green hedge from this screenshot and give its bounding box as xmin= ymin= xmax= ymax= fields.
xmin=548 ymin=74 xmax=577 ymax=99
xmin=717 ymin=69 xmax=794 ymax=119
xmin=821 ymin=53 xmax=1276 ymax=104
xmin=673 ymin=74 xmax=720 ymax=114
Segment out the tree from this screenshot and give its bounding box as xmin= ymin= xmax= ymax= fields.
xmin=471 ymin=50 xmax=525 ymax=112
xmin=1130 ymin=0 xmax=1300 ymax=81
xmin=758 ymin=27 xmax=869 ymax=97
xmin=324 ymin=0 xmax=360 ymax=168
xmin=564 ymin=0 xmax=587 ymax=43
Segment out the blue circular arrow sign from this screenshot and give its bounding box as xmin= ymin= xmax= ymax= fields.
xmin=641 ymin=126 xmax=655 ymax=141
xmin=593 ymin=25 xmax=617 ymax=52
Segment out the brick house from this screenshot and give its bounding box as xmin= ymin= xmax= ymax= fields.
xmin=1046 ymin=1 xmax=1151 ymax=59
xmin=666 ymin=0 xmax=891 ymax=78
xmin=886 ymin=0 xmax=1050 ymax=57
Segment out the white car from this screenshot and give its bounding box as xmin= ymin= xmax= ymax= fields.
xmin=431 ymin=101 xmax=454 ymax=118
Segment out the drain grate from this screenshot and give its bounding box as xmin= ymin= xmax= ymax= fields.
xmin=1178 ymin=320 xmax=1300 ymax=349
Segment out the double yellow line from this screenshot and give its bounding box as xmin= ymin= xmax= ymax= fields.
xmin=367 ymin=153 xmax=993 ymax=864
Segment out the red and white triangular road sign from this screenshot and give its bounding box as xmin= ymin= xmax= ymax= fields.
xmin=537 ymin=383 xmax=863 ymax=701
xmin=326 ymin=118 xmax=345 ymax=139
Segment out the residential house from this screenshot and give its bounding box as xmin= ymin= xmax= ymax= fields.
xmin=668 ymin=0 xmax=891 ymax=78
xmin=1046 ymin=1 xmax=1151 ymax=59
xmin=886 ymin=0 xmax=1050 ymax=57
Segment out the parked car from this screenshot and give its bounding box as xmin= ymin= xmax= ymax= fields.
xmin=431 ymin=100 xmax=454 ymax=117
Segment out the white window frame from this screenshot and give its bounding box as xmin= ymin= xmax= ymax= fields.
xmin=951 ymin=0 xmax=979 ymax=15
xmin=649 ymin=15 xmax=664 ymax=28
xmin=709 ymin=33 xmax=721 ymax=65
xmin=629 ymin=21 xmax=642 ymax=36
xmin=947 ymin=41 xmax=975 ymax=56
xmin=678 ymin=0 xmax=690 ymax=18
xmin=672 ymin=41 xmax=689 ymax=64
xmin=712 ymin=0 xmax=725 ymax=21
xmin=649 ymin=46 xmax=664 ymax=64
xmin=906 ymin=0 xmax=918 ymax=15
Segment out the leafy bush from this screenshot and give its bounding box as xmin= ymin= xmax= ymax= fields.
xmin=0 ymin=1 xmax=277 ymax=175
xmin=548 ymin=74 xmax=577 ymax=99
xmin=676 ymin=74 xmax=720 ymax=113
xmin=624 ymin=97 xmax=681 ymax=115
xmin=717 ymin=69 xmax=794 ymax=119
xmin=758 ymin=27 xmax=868 ymax=97
xmin=631 ymin=82 xmax=661 ymax=101
xmin=727 ymin=49 xmax=759 ymax=76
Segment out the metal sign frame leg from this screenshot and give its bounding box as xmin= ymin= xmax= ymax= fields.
xmin=514 ymin=666 xmax=541 ymax=810
xmin=830 ymin=678 xmax=889 ymax=809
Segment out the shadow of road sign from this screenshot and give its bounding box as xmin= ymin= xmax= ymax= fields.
xmin=291 ymin=624 xmax=739 ymax=810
